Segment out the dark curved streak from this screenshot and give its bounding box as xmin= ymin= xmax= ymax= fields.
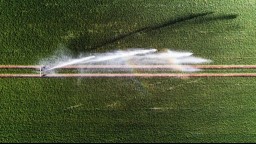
xmin=202 ymin=14 xmax=238 ymax=22
xmin=92 ymin=12 xmax=214 ymax=49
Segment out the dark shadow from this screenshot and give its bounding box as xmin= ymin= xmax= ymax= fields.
xmin=192 ymin=14 xmax=238 ymax=24
xmin=68 ymin=12 xmax=214 ymax=54
xmin=93 ymin=12 xmax=215 ymax=49
xmin=68 ymin=12 xmax=238 ymax=55
xmin=149 ymin=12 xmax=215 ymax=31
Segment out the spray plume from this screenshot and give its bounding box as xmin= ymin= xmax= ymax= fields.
xmin=40 ymin=48 xmax=211 ymax=73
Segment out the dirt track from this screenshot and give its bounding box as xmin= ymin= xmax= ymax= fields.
xmin=1 ymin=65 xmax=256 ymax=78
xmin=2 ymin=65 xmax=256 ymax=69
xmin=1 ymin=73 xmax=256 ymax=78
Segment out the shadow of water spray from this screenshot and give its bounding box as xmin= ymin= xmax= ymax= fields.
xmin=68 ymin=12 xmax=214 ymax=54
xmin=193 ymin=13 xmax=238 ymax=23
xmin=67 ymin=12 xmax=238 ymax=54
xmin=94 ymin=12 xmax=214 ymax=48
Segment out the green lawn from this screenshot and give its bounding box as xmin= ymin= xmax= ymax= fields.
xmin=1 ymin=0 xmax=256 ymax=142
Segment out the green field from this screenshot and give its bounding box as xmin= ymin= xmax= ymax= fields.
xmin=1 ymin=0 xmax=256 ymax=142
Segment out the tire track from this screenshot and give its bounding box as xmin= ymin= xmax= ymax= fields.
xmin=1 ymin=65 xmax=256 ymax=69
xmin=1 ymin=65 xmax=256 ymax=78
xmin=1 ymin=73 xmax=256 ymax=78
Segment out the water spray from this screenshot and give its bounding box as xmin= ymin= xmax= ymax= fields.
xmin=43 ymin=56 xmax=95 ymax=72
xmin=39 ymin=48 xmax=211 ymax=76
xmin=83 ymin=49 xmax=157 ymax=64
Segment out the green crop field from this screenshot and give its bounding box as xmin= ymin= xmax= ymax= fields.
xmin=1 ymin=0 xmax=256 ymax=142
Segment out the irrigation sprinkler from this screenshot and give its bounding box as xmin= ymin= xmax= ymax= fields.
xmin=39 ymin=65 xmax=48 ymax=77
xmin=39 ymin=66 xmax=41 ymax=76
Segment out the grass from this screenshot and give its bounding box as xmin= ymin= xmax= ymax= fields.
xmin=1 ymin=77 xmax=256 ymax=142
xmin=1 ymin=0 xmax=256 ymax=142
